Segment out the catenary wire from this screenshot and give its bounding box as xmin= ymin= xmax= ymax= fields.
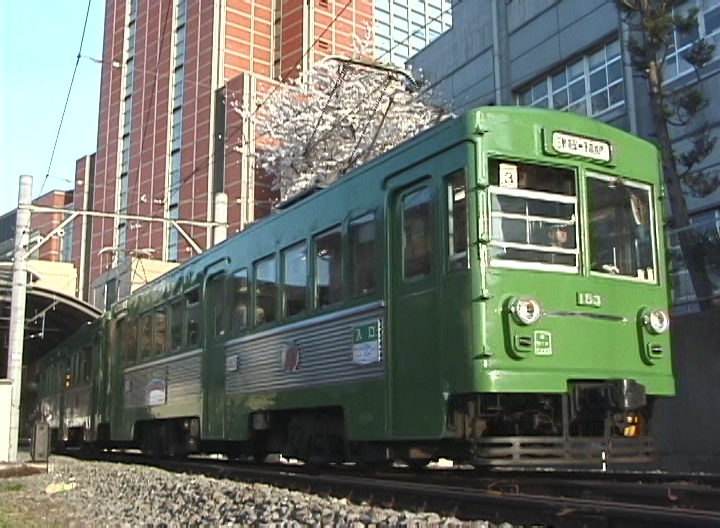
xmin=16 ymin=0 xmax=94 ymax=255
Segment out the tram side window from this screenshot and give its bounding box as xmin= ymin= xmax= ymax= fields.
xmin=153 ymin=308 xmax=167 ymax=355
xmin=447 ymin=171 xmax=468 ymax=271
xmin=116 ymin=317 xmax=127 ymax=362
xmin=139 ymin=313 xmax=153 ymax=359
xmin=402 ymin=188 xmax=434 ymax=280
xmin=126 ymin=318 xmax=138 ymax=364
xmin=208 ymin=273 xmax=227 ymax=337
xmin=169 ymin=299 xmax=185 ymax=352
xmin=64 ymin=357 xmax=72 ymax=388
xmin=94 ymin=335 xmax=103 ymax=384
xmin=231 ymin=268 xmax=249 ymax=334
xmin=186 ymin=289 xmax=202 ymax=348
xmin=255 ymin=256 xmax=278 ymax=325
xmin=81 ymin=346 xmax=92 ymax=382
xmin=350 ymin=213 xmax=376 ymax=296
xmin=315 ymin=227 xmax=343 ymax=307
xmin=283 ymin=243 xmax=308 ymax=317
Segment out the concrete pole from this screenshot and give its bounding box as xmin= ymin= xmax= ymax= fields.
xmin=4 ymin=175 xmax=32 ymax=462
xmin=212 ymin=192 xmax=228 ymax=246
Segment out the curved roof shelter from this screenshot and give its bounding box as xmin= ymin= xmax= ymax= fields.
xmin=0 ymin=264 xmax=101 ymax=366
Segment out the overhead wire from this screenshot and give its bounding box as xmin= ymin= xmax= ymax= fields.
xmin=16 ymin=0 xmax=93 ymax=255
xmin=40 ymin=0 xmax=94 ymax=199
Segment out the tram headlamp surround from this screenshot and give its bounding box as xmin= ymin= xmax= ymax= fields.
xmin=510 ymin=297 xmax=542 ymax=325
xmin=642 ymin=308 xmax=670 ymax=334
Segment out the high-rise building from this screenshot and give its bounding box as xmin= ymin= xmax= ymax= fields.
xmin=374 ymin=0 xmax=452 ymax=66
xmin=76 ymin=0 xmax=453 ymax=308
xmin=84 ymin=0 xmax=376 ymax=307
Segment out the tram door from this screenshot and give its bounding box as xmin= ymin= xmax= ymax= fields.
xmin=389 ymin=175 xmax=444 ymax=438
xmin=202 ymin=270 xmax=227 ymax=438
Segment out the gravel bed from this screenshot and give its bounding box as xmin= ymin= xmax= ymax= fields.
xmin=0 ymin=455 xmax=510 ymax=527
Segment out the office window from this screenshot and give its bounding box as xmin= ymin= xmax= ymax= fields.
xmin=315 ymin=227 xmax=343 ymax=307
xmin=174 ymin=25 xmax=186 ymax=64
xmin=173 ymin=66 xmax=184 ymax=109
xmin=176 ymin=0 xmax=186 ymax=27
xmin=517 ymin=41 xmax=624 ymax=118
xmin=665 ymin=0 xmax=720 ymax=80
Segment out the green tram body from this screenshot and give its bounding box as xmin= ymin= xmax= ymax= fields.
xmin=35 ymin=106 xmax=674 ymax=466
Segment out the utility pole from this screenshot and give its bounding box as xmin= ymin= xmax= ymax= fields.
xmin=4 ymin=175 xmax=32 ymax=462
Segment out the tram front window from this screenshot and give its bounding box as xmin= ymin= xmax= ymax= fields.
xmin=489 ymin=160 xmax=579 ymax=270
xmin=587 ymin=175 xmax=656 ymax=281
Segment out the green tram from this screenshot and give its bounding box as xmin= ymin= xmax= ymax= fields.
xmin=35 ymin=106 xmax=674 ymax=466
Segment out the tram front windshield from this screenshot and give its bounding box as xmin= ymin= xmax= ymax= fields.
xmin=488 ymin=160 xmax=657 ymax=282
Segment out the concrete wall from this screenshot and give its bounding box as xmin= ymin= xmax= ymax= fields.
xmin=653 ymin=307 xmax=720 ymax=471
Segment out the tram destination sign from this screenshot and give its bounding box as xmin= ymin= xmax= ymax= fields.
xmin=551 ymin=131 xmax=611 ymax=162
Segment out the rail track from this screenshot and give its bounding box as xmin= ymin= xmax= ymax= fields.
xmin=69 ymin=451 xmax=720 ymax=527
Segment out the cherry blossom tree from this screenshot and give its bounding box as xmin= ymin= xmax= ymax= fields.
xmin=240 ymin=35 xmax=450 ymax=201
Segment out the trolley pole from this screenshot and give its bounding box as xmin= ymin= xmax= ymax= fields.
xmin=4 ymin=175 xmax=32 ymax=462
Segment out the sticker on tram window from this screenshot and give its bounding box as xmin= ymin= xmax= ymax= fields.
xmin=552 ymin=132 xmax=611 ymax=162
xmin=499 ymin=163 xmax=518 ymax=188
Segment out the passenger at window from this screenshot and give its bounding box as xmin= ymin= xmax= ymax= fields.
xmin=546 ymin=224 xmax=576 ymax=266
xmin=255 ymin=307 xmax=265 ymax=325
xmin=547 ymin=224 xmax=571 ymax=248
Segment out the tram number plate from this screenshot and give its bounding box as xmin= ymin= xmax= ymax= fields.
xmin=577 ymin=292 xmax=602 ymax=308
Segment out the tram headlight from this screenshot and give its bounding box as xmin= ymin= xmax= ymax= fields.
xmin=643 ymin=308 xmax=669 ymax=334
xmin=510 ymin=297 xmax=542 ymax=325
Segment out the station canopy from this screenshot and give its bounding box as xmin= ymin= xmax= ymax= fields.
xmin=0 ymin=263 xmax=101 ymax=366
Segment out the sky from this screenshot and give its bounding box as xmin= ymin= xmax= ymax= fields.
xmin=0 ymin=0 xmax=106 ymax=215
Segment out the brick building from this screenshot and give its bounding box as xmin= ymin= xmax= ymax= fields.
xmin=50 ymin=0 xmax=453 ymax=308
xmin=81 ymin=0 xmax=377 ymax=307
xmin=0 ymin=190 xmax=73 ymax=264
